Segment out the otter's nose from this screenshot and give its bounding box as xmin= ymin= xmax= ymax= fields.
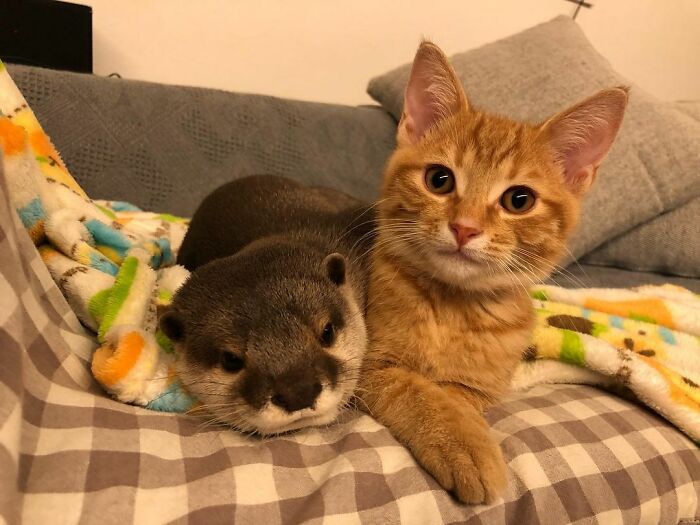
xmin=271 ymin=381 xmax=322 ymax=413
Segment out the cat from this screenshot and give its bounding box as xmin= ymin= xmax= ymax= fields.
xmin=358 ymin=41 xmax=628 ymax=504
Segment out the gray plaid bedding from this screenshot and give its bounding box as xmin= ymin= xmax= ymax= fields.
xmin=1 ymin=162 xmax=698 ymax=524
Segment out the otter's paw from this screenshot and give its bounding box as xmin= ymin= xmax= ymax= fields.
xmin=419 ymin=431 xmax=507 ymax=504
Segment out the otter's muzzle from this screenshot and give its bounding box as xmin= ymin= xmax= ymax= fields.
xmin=270 ymin=366 xmax=323 ymax=413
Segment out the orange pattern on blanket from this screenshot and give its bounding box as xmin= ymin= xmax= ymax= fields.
xmin=92 ymin=331 xmax=144 ymax=387
xmin=637 ymin=354 xmax=700 ymax=410
xmin=38 ymin=245 xmax=57 ymax=261
xmin=0 ymin=118 xmax=27 ymax=156
xmin=12 ymin=109 xmax=87 ymax=197
xmin=29 ymin=129 xmax=65 ymax=168
xmin=584 ymin=298 xmax=674 ymax=329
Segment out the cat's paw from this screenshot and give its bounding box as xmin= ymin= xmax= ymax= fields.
xmin=419 ymin=429 xmax=507 ymax=504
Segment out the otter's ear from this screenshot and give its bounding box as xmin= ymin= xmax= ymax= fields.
xmin=398 ymin=40 xmax=469 ymax=145
xmin=159 ymin=309 xmax=185 ymax=342
xmin=323 ymin=253 xmax=346 ymax=286
xmin=540 ymin=87 xmax=629 ymax=195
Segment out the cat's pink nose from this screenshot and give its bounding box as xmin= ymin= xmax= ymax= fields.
xmin=450 ymin=222 xmax=482 ymax=247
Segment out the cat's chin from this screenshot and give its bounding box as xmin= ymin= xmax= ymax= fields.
xmin=435 ymin=247 xmax=484 ymax=264
xmin=382 ymin=241 xmax=526 ymax=292
xmin=424 ymin=249 xmax=514 ymax=291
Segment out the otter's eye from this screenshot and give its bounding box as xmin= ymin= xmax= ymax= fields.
xmin=425 ymin=165 xmax=455 ymax=195
xmin=221 ymin=352 xmax=244 ymax=373
xmin=320 ymin=322 xmax=335 ymax=347
xmin=500 ymin=186 xmax=536 ymax=214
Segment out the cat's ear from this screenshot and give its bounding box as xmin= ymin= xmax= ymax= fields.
xmin=540 ymin=87 xmax=629 ymax=195
xmin=398 ymin=40 xmax=469 ymax=145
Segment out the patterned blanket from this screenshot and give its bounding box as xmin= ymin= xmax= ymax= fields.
xmin=517 ymin=286 xmax=700 ymax=443
xmin=0 ymin=61 xmax=194 ymax=412
xmin=0 ymin=61 xmax=698 ymax=445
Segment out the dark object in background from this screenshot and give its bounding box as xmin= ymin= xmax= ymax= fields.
xmin=0 ymin=0 xmax=92 ymax=73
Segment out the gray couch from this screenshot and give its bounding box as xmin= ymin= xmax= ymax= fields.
xmin=2 ymin=17 xmax=699 ymax=525
xmin=9 ymin=62 xmax=700 ymax=292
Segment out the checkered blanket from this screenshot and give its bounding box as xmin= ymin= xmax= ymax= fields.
xmin=0 ymin=131 xmax=698 ymax=525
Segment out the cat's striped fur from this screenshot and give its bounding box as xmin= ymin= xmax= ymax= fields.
xmin=359 ymin=41 xmax=628 ymax=504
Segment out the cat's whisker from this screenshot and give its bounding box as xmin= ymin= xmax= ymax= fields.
xmin=506 ymin=254 xmax=546 ymax=284
xmin=499 ymin=255 xmax=536 ymax=290
xmin=510 ymin=247 xmax=587 ymax=288
xmin=511 ymin=243 xmax=568 ymax=274
xmin=559 ymin=244 xmax=590 ymax=285
xmin=344 ymin=220 xmax=419 ymax=259
xmin=337 ymin=217 xmax=410 ymax=248
xmin=350 ymin=231 xmax=422 ymax=265
xmin=496 ymin=260 xmax=531 ymax=297
xmin=481 ymin=261 xmax=500 ymax=299
xmin=340 ymin=197 xmax=388 ymax=230
xmin=335 ymin=203 xmax=414 ymax=250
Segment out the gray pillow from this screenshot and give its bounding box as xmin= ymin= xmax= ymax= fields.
xmin=581 ymin=100 xmax=700 ymax=278
xmin=367 ymin=16 xmax=700 ymax=261
xmin=582 ymin=197 xmax=699 ymax=278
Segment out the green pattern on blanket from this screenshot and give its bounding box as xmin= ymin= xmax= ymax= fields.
xmin=560 ymin=330 xmax=585 ymax=366
xmin=98 ymin=256 xmax=138 ymax=342
xmin=88 ymin=288 xmax=111 ymax=324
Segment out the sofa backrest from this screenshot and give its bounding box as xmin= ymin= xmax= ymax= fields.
xmin=8 ymin=64 xmax=397 ymax=216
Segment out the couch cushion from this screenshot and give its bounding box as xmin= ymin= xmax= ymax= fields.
xmin=367 ymin=16 xmax=700 ymax=260
xmin=7 ymin=64 xmax=397 ymax=216
xmin=555 ymin=263 xmax=700 ymax=293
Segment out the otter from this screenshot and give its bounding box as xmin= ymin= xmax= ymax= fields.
xmin=160 ymin=175 xmax=374 ymax=435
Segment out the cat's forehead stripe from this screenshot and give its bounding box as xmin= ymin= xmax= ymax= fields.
xmin=493 ymin=137 xmax=519 ymax=168
xmin=453 ymin=114 xmax=527 ymax=172
xmin=455 ymin=147 xmax=476 ymax=173
xmin=500 ymin=157 xmax=518 ymax=181
xmin=469 ymin=113 xmax=486 ymax=149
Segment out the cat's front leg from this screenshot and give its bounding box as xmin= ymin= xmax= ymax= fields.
xmin=360 ymin=366 xmax=507 ymax=504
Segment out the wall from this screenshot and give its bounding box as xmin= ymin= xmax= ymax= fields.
xmin=81 ymin=0 xmax=699 ymax=105
xmin=577 ymin=0 xmax=700 ymax=102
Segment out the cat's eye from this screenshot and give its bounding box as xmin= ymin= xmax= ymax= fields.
xmin=500 ymin=186 xmax=536 ymax=214
xmin=425 ymin=165 xmax=455 ymax=195
xmin=320 ymin=322 xmax=336 ymax=347
xmin=221 ymin=352 xmax=244 ymax=373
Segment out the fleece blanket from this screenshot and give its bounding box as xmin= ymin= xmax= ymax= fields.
xmin=0 ymin=62 xmax=698 ymax=443
xmin=0 ymin=61 xmax=195 ymax=412
xmin=514 ymin=285 xmax=700 ymax=443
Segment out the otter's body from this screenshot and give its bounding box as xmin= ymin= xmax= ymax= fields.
xmin=162 ymin=176 xmax=374 ymax=435
xmin=179 ymin=175 xmax=371 ymax=274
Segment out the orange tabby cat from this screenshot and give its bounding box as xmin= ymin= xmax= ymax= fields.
xmin=359 ymin=42 xmax=628 ymax=504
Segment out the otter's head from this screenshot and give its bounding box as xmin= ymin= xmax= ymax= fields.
xmin=159 ymin=244 xmax=366 ymax=435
